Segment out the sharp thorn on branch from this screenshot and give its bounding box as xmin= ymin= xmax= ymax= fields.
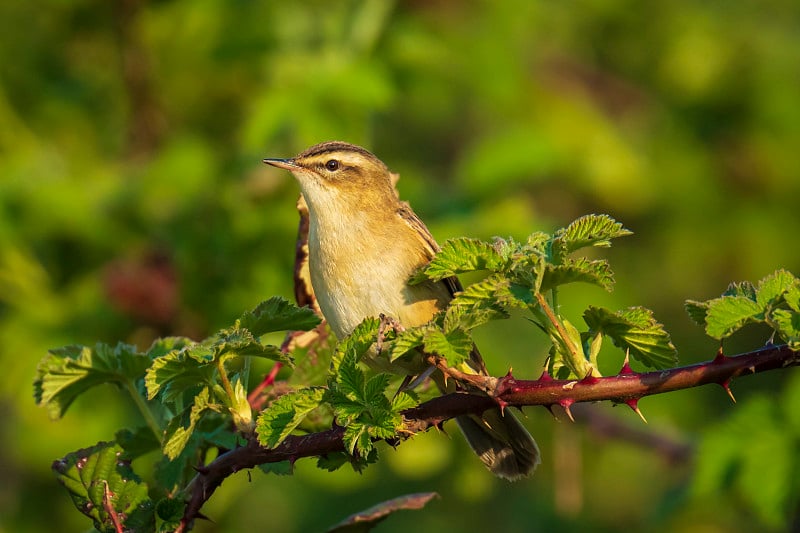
xmin=560 ymin=400 xmax=575 ymax=423
xmin=625 ymin=398 xmax=648 ymax=424
xmin=720 ymin=380 xmax=737 ymax=403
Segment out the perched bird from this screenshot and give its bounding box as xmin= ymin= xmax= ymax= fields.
xmin=264 ymin=141 xmax=539 ymax=480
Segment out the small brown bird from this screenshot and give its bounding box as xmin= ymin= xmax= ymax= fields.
xmin=264 ymin=141 xmax=539 ymax=480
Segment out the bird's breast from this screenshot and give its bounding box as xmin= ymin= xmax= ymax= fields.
xmin=307 ymin=213 xmax=448 ymax=339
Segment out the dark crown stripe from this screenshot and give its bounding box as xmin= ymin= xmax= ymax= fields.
xmin=296 ymin=141 xmax=379 ymax=162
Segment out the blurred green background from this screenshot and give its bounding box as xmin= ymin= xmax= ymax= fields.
xmin=2 ymin=0 xmax=799 ymax=531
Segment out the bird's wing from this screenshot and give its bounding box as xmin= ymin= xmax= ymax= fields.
xmin=397 ymin=202 xmax=488 ymax=375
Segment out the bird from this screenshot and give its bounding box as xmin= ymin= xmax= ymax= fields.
xmin=263 ymin=141 xmax=540 ymax=480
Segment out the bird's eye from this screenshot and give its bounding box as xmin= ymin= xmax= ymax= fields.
xmin=325 ymin=159 xmax=339 ymax=171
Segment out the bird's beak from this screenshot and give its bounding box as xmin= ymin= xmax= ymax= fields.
xmin=262 ymin=158 xmax=300 ymax=171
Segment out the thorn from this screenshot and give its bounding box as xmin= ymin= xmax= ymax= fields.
xmin=712 ymin=345 xmax=727 ymax=364
xmin=192 ymin=465 xmax=210 ymax=475
xmin=560 ymin=399 xmax=575 ymax=422
xmin=625 ymin=398 xmax=648 ymax=424
xmin=720 ymin=380 xmax=737 ymax=403
xmin=195 ymin=512 xmax=213 ymax=522
xmin=619 ymin=352 xmax=635 ymax=375
xmin=579 ymin=370 xmax=600 ymax=386
xmin=538 ymin=369 xmax=553 ymax=381
xmin=747 ymin=365 xmax=756 ymax=374
xmin=543 ymin=404 xmax=559 ymax=420
xmin=493 ymin=397 xmax=509 ymax=415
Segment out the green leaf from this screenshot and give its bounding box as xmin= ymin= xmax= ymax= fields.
xmin=684 ymin=300 xmax=709 ymax=326
xmin=772 ymin=309 xmax=800 ymax=349
xmin=35 ymin=343 xmax=150 ymax=419
xmin=541 ymin=258 xmax=615 ymax=292
xmin=52 ymin=442 xmax=154 ymax=533
xmin=256 ymin=387 xmax=326 ymax=448
xmin=444 ymin=274 xmax=512 ymax=330
xmin=756 ymin=269 xmax=798 ymax=308
xmin=705 ymin=296 xmax=763 ymax=339
xmin=411 ymin=238 xmax=505 ymax=283
xmin=154 ymin=498 xmax=184 ymax=533
xmin=335 ymin=350 xmax=368 ymax=404
xmin=723 ymin=280 xmax=757 ymax=300
xmin=387 ymin=327 xmax=426 ymax=362
xmin=422 ymin=328 xmax=473 ymax=367
xmin=238 ymin=296 xmax=321 ymax=336
xmin=333 ymin=317 xmax=381 ymax=371
xmin=550 ymin=214 xmax=632 ymax=262
xmin=343 ymin=422 xmax=372 ymax=456
xmin=162 ymin=387 xmax=217 ymax=460
xmin=145 ymin=345 xmax=216 ymax=401
xmin=213 ymin=327 xmax=285 ymax=362
xmin=390 ymin=391 xmax=418 ymax=412
xmin=584 ymin=306 xmax=678 ymax=368
xmin=363 ymin=373 xmax=391 ymax=404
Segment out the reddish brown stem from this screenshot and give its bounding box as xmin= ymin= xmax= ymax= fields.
xmin=178 ymin=343 xmax=799 ymax=530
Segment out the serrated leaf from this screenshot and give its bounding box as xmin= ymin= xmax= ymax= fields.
xmin=387 ymin=328 xmax=426 ymax=363
xmin=723 ymin=281 xmax=757 ymax=300
xmin=145 ymin=345 xmax=216 ymax=401
xmin=363 ymin=373 xmax=391 ymax=404
xmin=333 ymin=317 xmax=381 ymax=371
xmin=343 ymin=422 xmax=371 ymax=456
xmin=213 ymin=327 xmax=285 ymax=362
xmin=551 ymin=214 xmax=632 ymax=262
xmin=256 ymin=388 xmax=326 ymax=448
xmin=155 ymin=498 xmax=184 ymax=533
xmin=684 ymin=300 xmax=709 ymax=326
xmin=52 ymin=442 xmax=154 ymax=533
xmin=326 ymin=492 xmax=439 ymax=533
xmin=705 ymin=296 xmax=763 ymax=339
xmin=162 ymin=387 xmax=216 ymax=460
xmin=784 ymin=284 xmax=800 ymax=312
xmin=146 ymin=337 xmax=194 ymax=360
xmin=584 ymin=306 xmax=678 ymax=369
xmin=336 ymin=351 xmax=367 ymax=403
xmin=444 ymin=275 xmax=512 ymax=331
xmin=411 ymin=238 xmax=505 ymax=283
xmin=756 ymin=269 xmax=799 ymax=309
xmin=35 ymin=343 xmax=150 ymax=419
xmin=238 ymin=296 xmax=321 ymax=336
xmin=541 ymin=258 xmax=615 ymax=292
xmin=772 ymin=309 xmax=800 ymax=349
xmin=390 ymin=391 xmax=418 ymax=412
xmin=422 ymin=328 xmax=473 ymax=367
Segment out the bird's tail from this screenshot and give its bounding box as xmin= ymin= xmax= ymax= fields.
xmin=455 ymin=408 xmax=540 ymax=481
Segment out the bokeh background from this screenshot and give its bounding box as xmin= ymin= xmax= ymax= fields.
xmin=2 ymin=1 xmax=800 ymax=531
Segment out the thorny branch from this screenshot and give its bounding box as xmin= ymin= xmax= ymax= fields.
xmin=178 ymin=343 xmax=800 ymax=531
xmin=175 ymin=200 xmax=800 ymax=530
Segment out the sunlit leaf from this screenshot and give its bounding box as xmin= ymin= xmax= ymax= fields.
xmin=256 ymin=387 xmax=326 ymax=448
xmin=238 ymin=297 xmax=321 ymax=336
xmin=35 ymin=343 xmax=149 ymax=419
xmin=584 ymin=306 xmax=678 ymax=368
xmin=52 ymin=442 xmax=154 ymax=532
